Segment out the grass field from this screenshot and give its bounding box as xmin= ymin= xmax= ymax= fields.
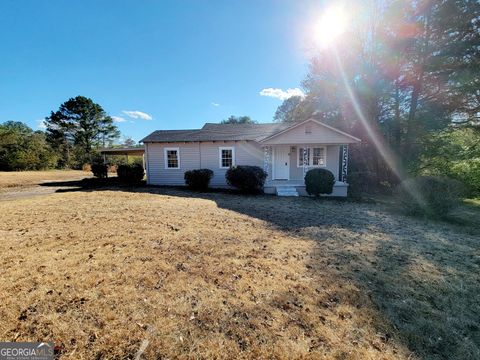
xmin=0 ymin=172 xmax=479 ymax=359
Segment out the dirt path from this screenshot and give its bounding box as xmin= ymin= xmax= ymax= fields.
xmin=0 ymin=183 xmax=79 ymax=201
xmin=0 ymin=171 xmax=91 ymax=201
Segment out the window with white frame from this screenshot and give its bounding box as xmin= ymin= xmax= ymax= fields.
xmin=164 ymin=147 xmax=179 ymax=169
xmin=219 ymin=147 xmax=235 ymax=169
xmin=297 ymin=146 xmax=326 ymax=167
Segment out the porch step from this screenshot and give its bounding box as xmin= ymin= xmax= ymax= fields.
xmin=276 ymin=186 xmax=299 ymax=197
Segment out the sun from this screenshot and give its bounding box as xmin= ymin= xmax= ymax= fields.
xmin=315 ymin=6 xmax=348 ymax=47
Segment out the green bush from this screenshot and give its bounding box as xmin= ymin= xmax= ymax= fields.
xmin=184 ymin=169 xmax=214 ymax=191
xmin=304 ymin=168 xmax=335 ymax=196
xmin=395 ymin=176 xmax=465 ymax=218
xmin=91 ymin=163 xmax=108 ymax=178
xmin=117 ymin=163 xmax=144 ymax=184
xmin=347 ymin=171 xmax=376 ymax=198
xmin=225 ymin=166 xmax=267 ymax=193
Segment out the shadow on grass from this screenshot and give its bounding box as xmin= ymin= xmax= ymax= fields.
xmin=40 ymin=178 xmax=480 ymax=359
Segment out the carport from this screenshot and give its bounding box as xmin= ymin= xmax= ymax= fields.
xmin=99 ymin=147 xmax=146 ymax=168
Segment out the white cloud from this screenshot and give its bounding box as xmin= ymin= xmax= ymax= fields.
xmin=112 ymin=116 xmax=126 ymax=123
xmin=211 ymin=102 xmax=220 ymax=107
xmin=36 ymin=119 xmax=47 ymax=130
xmin=259 ymin=87 xmax=305 ymax=101
xmin=122 ymin=110 xmax=153 ymax=121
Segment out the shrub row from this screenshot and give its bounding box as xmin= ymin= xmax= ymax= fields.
xmin=184 ymin=166 xmax=268 ymax=193
xmin=90 ymin=162 xmax=465 ymax=220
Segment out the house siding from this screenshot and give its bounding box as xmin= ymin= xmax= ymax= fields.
xmin=262 ymin=120 xmax=357 ymax=145
xmin=145 ymin=141 xmax=264 ymax=187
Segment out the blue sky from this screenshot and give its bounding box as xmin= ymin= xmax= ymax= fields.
xmin=0 ymin=0 xmax=323 ymax=142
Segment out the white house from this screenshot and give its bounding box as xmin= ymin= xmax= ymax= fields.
xmin=140 ymin=119 xmax=361 ymax=196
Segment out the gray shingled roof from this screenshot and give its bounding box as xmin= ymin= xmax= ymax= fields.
xmin=140 ymin=122 xmax=291 ymax=143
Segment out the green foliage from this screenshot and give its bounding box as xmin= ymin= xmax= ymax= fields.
xmin=395 ymin=176 xmax=465 ymax=218
xmin=273 ymin=0 xmax=480 ymax=191
xmin=91 ymin=163 xmax=108 ymax=178
xmin=347 ymin=171 xmax=378 ymax=198
xmin=45 ymin=96 xmax=119 ymax=168
xmin=273 ymin=96 xmax=312 ymax=123
xmin=304 ymin=168 xmax=335 ymax=197
xmin=0 ymin=121 xmax=57 ymax=170
xmin=184 ymin=169 xmax=214 ymax=191
xmin=221 ymin=116 xmax=256 ymax=124
xmin=418 ymin=128 xmax=480 ymax=195
xmin=225 ymin=166 xmax=267 ymax=193
xmin=117 ymin=164 xmax=144 ymax=184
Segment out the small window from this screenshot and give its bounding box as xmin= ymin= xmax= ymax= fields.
xmin=297 ymin=146 xmax=326 ymax=167
xmin=219 ymin=147 xmax=235 ymax=169
xmin=164 ymin=147 xmax=179 ymax=169
xmin=312 ymin=147 xmax=325 ymax=166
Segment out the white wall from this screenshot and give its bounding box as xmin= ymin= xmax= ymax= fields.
xmin=145 ymin=141 xmax=264 ymax=187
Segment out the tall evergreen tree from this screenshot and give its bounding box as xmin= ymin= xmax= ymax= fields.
xmin=273 ymin=0 xmax=480 ymax=186
xmin=45 ymin=96 xmax=119 ymax=167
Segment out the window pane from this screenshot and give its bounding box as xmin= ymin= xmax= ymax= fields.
xmin=312 ymin=147 xmax=325 ymax=166
xmin=167 ymin=150 xmax=178 ymax=168
xmin=221 ymin=149 xmax=232 ymax=168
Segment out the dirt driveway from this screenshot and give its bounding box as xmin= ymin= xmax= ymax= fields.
xmin=0 ymin=170 xmax=91 ymax=201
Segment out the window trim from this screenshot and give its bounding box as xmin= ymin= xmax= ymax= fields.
xmin=297 ymin=146 xmax=326 ymax=168
xmin=164 ymin=147 xmax=180 ymax=169
xmin=219 ymin=146 xmax=235 ymax=169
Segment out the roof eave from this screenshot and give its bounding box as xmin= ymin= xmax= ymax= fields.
xmin=258 ymin=118 xmax=361 ymax=143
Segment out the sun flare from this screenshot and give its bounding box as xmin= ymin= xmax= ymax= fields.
xmin=315 ymin=6 xmax=348 ymax=47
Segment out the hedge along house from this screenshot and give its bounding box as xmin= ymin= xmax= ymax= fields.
xmin=141 ymin=119 xmax=361 ymax=196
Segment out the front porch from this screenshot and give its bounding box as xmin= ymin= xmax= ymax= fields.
xmin=262 ymin=144 xmax=350 ymax=197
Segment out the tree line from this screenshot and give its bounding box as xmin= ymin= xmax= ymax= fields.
xmin=0 ymin=96 xmax=128 ymax=171
xmin=273 ymin=0 xmax=479 ymax=194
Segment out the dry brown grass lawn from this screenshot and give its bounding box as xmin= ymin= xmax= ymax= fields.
xmin=0 ymin=170 xmax=91 ymax=190
xmin=0 ymin=181 xmax=479 ymax=359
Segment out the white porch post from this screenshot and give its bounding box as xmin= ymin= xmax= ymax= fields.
xmin=341 ymin=145 xmax=349 ymax=182
xmin=302 ymin=145 xmax=308 ymax=177
xmin=263 ymin=146 xmax=271 ymax=179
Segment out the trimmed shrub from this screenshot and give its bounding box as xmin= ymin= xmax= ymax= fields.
xmin=225 ymin=166 xmax=267 ymax=193
xmin=395 ymin=176 xmax=464 ymax=218
xmin=184 ymin=169 xmax=214 ymax=191
xmin=117 ymin=163 xmax=144 ymax=184
xmin=91 ymin=163 xmax=108 ymax=178
xmin=304 ymin=168 xmax=335 ymax=197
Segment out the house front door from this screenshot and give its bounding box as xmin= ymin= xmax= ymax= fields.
xmin=274 ymin=146 xmax=290 ymax=180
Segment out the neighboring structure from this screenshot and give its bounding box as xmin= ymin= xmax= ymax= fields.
xmin=99 ymin=147 xmax=146 ymax=164
xmin=140 ymin=119 xmax=360 ymax=196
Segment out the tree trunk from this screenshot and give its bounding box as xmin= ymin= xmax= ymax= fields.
xmin=405 ymin=7 xmax=432 ymax=159
xmin=393 ymin=85 xmax=402 ymax=149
